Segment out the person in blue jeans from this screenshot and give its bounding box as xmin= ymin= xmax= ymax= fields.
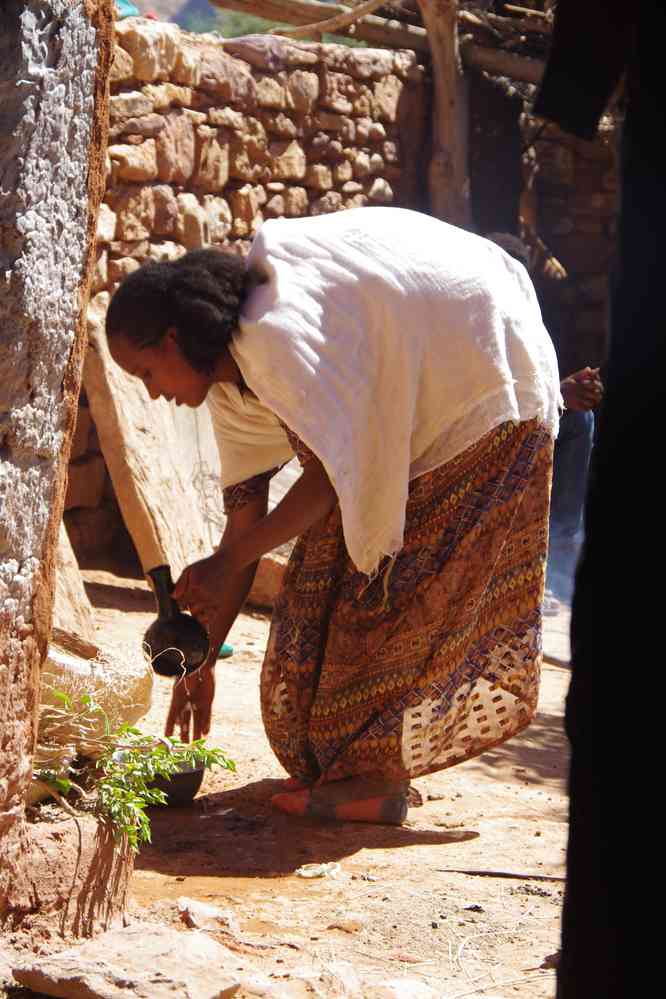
xmin=485 ymin=233 xmax=604 ymax=611
xmin=546 ymin=368 xmax=602 ymax=606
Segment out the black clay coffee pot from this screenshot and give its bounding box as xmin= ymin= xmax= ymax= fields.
xmin=144 ymin=565 xmax=209 ymax=677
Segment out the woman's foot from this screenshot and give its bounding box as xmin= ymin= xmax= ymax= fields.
xmin=271 ymin=777 xmax=409 ymax=825
xmin=279 ymin=776 xmax=310 ymax=792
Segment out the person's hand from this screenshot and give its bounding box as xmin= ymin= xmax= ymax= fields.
xmin=173 ymin=550 xmax=229 ymax=629
xmin=165 ymin=664 xmax=216 ymax=743
xmin=173 ymin=549 xmax=240 ymax=675
xmin=560 ymin=367 xmax=604 ymax=411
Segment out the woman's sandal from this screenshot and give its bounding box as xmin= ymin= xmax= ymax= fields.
xmin=279 ymin=776 xmax=310 ymax=792
xmin=271 ymin=776 xmax=409 ymax=825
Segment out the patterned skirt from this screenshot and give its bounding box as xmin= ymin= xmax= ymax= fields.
xmin=260 ymin=418 xmax=554 ymax=783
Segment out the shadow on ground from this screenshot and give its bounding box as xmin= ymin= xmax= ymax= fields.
xmin=83 ymin=578 xmax=154 ymax=614
xmin=134 ymin=777 xmax=479 ymax=880
xmin=465 ymin=708 xmax=569 ymax=790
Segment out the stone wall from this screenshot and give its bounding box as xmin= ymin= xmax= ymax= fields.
xmin=467 ymin=72 xmax=618 ymax=381
xmin=525 ymin=115 xmax=619 ymax=377
xmin=66 ymin=18 xmax=429 ymax=564
xmin=65 ymin=387 xmax=136 ymax=563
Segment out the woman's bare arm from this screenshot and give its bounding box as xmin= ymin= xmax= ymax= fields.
xmin=223 ymin=456 xmax=337 ymax=572
xmin=173 ymin=458 xmax=337 ymax=661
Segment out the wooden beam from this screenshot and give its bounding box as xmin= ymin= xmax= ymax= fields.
xmin=460 ymin=8 xmax=552 ymax=37
xmin=417 ymin=0 xmax=470 ymax=227
xmin=207 ymin=0 xmax=430 ymax=52
xmin=459 ymin=37 xmax=545 ymax=86
xmin=504 ymin=3 xmax=552 ymax=21
xmin=274 ymin=0 xmax=388 ymax=40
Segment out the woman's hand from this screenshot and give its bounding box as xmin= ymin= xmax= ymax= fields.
xmin=173 ymin=550 xmax=233 ymax=630
xmin=561 ymin=367 xmax=604 ymax=411
xmin=165 ymin=664 xmax=216 ymax=743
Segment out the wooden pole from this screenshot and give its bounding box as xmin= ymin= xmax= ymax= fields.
xmin=207 ymin=0 xmax=430 ymax=52
xmin=459 ymin=37 xmax=545 ymax=86
xmin=417 ymin=0 xmax=471 ymax=227
xmin=274 ymin=0 xmax=388 ymax=39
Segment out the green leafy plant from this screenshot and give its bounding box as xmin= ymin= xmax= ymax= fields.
xmin=34 ymin=690 xmax=235 ymax=852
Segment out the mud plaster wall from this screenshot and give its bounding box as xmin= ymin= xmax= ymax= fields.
xmin=66 ymin=19 xmax=430 ymax=558
xmin=0 ymin=0 xmax=112 ymax=910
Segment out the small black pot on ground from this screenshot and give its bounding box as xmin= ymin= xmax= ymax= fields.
xmin=150 ymin=764 xmax=205 ymax=807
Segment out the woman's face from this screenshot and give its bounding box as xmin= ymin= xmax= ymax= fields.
xmin=109 ymin=329 xmax=213 ymax=408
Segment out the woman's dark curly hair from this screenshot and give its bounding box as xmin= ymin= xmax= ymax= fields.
xmin=105 ymin=247 xmax=248 ymax=374
xmin=485 ymin=232 xmax=531 ymax=272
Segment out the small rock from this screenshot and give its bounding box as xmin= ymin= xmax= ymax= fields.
xmin=110 ymin=44 xmax=134 ymax=85
xmin=109 ymin=91 xmax=155 ymax=122
xmin=238 ymin=970 xmax=290 ymax=997
xmin=373 ymin=75 xmax=403 ymax=122
xmin=326 ymin=917 xmax=364 ymax=934
xmin=108 ymin=139 xmax=158 ymax=183
xmin=209 ymin=106 xmax=246 ymax=130
xmin=256 ymin=72 xmax=288 ymax=109
xmin=286 ymin=70 xmax=319 ymax=113
xmin=156 ymin=108 xmax=195 ymax=185
xmin=115 ymin=18 xmax=180 ymax=83
xmin=367 ymin=177 xmax=394 ymax=204
xmin=463 ymin=904 xmax=484 ymax=913
xmin=178 ymin=896 xmax=241 ymax=936
xmin=352 ymin=150 xmax=371 ymax=179
xmin=110 ymin=112 xmax=166 ymax=141
xmin=0 ymin=945 xmax=14 ymax=983
xmin=284 ymin=186 xmax=309 ymax=218
xmin=203 ymin=194 xmax=233 ymax=242
xmin=334 ymin=160 xmax=354 ymax=184
xmin=321 ymin=960 xmax=362 ymax=997
xmin=269 ymin=139 xmax=307 ymax=181
xmin=148 ymin=240 xmax=185 ymax=262
xmin=366 ymin=979 xmax=438 ymax=999
xmin=96 ymin=202 xmax=117 ymax=244
xmin=193 ymin=125 xmax=230 ymax=192
xmin=295 ymin=861 xmax=341 ymax=879
xmin=143 ymin=81 xmax=193 ymax=110
xmin=65 ymin=453 xmax=107 ymax=510
xmin=107 ymin=256 xmax=141 ymax=284
xmin=311 ymin=191 xmax=343 ymax=215
xmin=12 ymin=922 xmax=240 ymax=998
xmin=305 ymin=163 xmax=333 ymax=191
xmin=176 ymin=192 xmax=208 ymax=249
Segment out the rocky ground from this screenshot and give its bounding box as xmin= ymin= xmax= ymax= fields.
xmin=2 ymin=565 xmax=569 ymax=998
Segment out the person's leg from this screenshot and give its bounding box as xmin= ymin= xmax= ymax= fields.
xmin=547 ymin=409 xmax=594 ymax=602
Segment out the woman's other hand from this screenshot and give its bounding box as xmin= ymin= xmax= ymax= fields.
xmin=165 ymin=664 xmax=216 ymax=743
xmin=560 ymin=367 xmax=604 ymax=411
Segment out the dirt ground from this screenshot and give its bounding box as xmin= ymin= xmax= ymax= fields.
xmin=6 ymin=565 xmax=571 ymax=998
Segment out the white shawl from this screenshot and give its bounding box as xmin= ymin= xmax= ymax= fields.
xmin=214 ymin=208 xmax=560 ymax=575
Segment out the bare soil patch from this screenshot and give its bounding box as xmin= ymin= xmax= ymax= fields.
xmin=3 ymin=565 xmax=569 ymax=998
